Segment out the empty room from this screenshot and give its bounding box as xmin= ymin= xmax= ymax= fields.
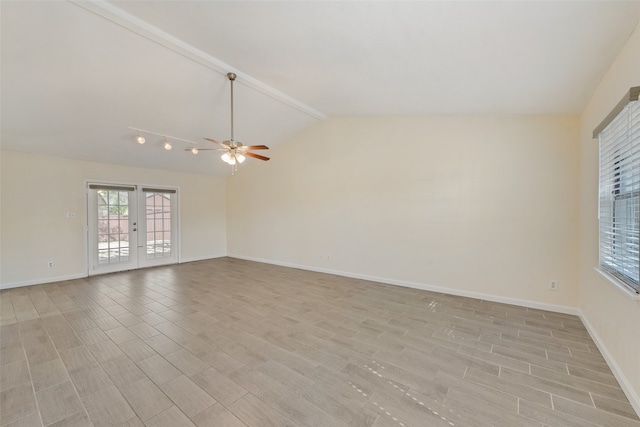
xmin=2 ymin=1 xmax=640 ymax=426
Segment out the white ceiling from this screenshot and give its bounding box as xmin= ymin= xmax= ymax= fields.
xmin=2 ymin=1 xmax=640 ymax=176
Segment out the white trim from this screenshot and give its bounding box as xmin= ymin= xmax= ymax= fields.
xmin=578 ymin=311 xmax=640 ymax=418
xmin=228 ymin=254 xmax=640 ymax=415
xmin=70 ymin=0 xmax=328 ymax=121
xmin=594 ymin=267 xmax=640 ymax=301
xmin=0 ymin=255 xmax=227 ymax=290
xmin=138 ymin=188 xmax=180 ymax=269
xmin=0 ymin=273 xmax=87 ymax=290
xmin=3 ymin=255 xmax=637 ymax=416
xmin=85 ymin=180 xmax=181 ymax=275
xmin=179 ymin=254 xmax=227 ymax=264
xmin=227 ymin=254 xmax=579 ymax=315
xmin=176 ymin=190 xmax=181 ymax=265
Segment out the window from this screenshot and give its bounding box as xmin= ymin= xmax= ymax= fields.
xmin=595 ymin=87 xmax=640 ymax=294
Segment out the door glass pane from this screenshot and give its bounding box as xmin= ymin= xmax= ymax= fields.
xmin=144 ymin=192 xmax=172 ymax=259
xmin=97 ymin=190 xmax=130 ymax=264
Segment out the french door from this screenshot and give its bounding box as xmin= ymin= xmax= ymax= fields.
xmin=87 ymin=183 xmax=178 ymax=276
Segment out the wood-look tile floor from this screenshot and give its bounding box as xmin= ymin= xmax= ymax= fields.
xmin=1 ymin=257 xmax=638 ymax=427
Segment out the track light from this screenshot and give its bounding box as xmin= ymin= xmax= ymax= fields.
xmin=129 ymin=74 xmax=271 ymax=174
xmin=128 ymin=127 xmax=200 ymax=148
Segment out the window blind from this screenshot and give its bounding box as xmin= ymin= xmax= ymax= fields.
xmin=598 ymin=94 xmax=640 ymax=293
xmin=141 ymin=188 xmax=177 ymax=194
xmin=88 ymin=184 xmax=136 ymax=192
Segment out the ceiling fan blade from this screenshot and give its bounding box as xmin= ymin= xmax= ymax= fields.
xmin=204 ymin=138 xmax=229 ymax=147
xmin=241 ymin=145 xmax=270 ymax=150
xmin=245 ymin=152 xmax=270 ymax=161
xmin=184 ymin=148 xmax=226 ymax=151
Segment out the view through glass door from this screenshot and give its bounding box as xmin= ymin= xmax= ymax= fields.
xmin=88 ymin=183 xmax=178 ymax=276
xmin=138 ymin=188 xmax=177 ymax=269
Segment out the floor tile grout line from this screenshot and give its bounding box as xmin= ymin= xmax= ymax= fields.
xmin=38 ymin=319 xmax=97 ymax=426
xmin=19 ymin=339 xmax=45 ymax=427
xmin=4 ymin=259 xmax=638 ymax=426
xmin=39 ymin=297 xmax=142 ymax=422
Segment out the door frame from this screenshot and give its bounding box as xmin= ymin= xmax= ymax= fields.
xmin=85 ymin=180 xmax=181 ymax=276
xmin=137 ymin=187 xmax=180 ymax=269
xmin=87 ymin=183 xmax=139 ymax=275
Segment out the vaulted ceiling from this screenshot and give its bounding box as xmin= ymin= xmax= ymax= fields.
xmin=2 ymin=1 xmax=640 ymax=176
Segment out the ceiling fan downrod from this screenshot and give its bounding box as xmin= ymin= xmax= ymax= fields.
xmin=199 ymin=72 xmax=270 ymax=169
xmin=228 ymin=72 xmax=236 ymax=148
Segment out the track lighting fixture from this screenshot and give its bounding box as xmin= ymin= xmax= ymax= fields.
xmin=128 ymin=72 xmax=269 ymax=174
xmin=128 ymin=127 xmax=199 ymax=148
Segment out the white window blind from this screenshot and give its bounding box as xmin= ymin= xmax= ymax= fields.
xmin=598 ymin=91 xmax=640 ymax=293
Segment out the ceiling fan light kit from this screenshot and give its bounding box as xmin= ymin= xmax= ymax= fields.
xmin=128 ymin=72 xmax=269 ymax=174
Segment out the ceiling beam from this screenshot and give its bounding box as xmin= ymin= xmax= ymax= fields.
xmin=70 ymin=0 xmax=329 ymax=121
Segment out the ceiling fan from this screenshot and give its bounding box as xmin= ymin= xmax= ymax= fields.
xmin=186 ymin=72 xmax=270 ymax=167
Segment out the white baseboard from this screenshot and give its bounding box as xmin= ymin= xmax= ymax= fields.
xmin=0 ymin=254 xmax=228 ymax=290
xmin=578 ymin=312 xmax=640 ymax=417
xmin=227 ymin=254 xmax=579 ymax=315
xmin=4 ymin=254 xmax=636 ymax=416
xmin=179 ymin=254 xmax=227 ymax=264
xmin=230 ymin=254 xmax=640 ymax=416
xmin=0 ymin=273 xmax=87 ymax=290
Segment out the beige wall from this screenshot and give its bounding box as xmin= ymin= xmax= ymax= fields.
xmin=579 ymin=23 xmax=640 ymax=409
xmin=0 ymin=150 xmax=227 ymax=287
xmin=227 ymin=115 xmax=580 ymax=310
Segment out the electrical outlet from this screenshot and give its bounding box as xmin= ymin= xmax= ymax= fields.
xmin=48 ymin=261 xmax=54 ymax=268
xmin=549 ymin=280 xmax=558 ymax=291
